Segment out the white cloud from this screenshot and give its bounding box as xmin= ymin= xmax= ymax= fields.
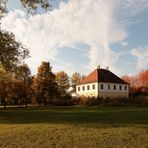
xmin=131 ymin=47 xmax=148 ymax=70
xmin=121 ymin=41 xmax=128 ymax=46
xmin=1 ymin=0 xmax=148 ymax=75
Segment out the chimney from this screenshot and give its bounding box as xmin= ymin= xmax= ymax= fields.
xmin=97 ymin=65 xmax=100 ymax=69
xmin=106 ymin=66 xmax=109 ymax=70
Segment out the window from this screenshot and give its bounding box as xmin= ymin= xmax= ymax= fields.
xmin=101 ymin=84 xmax=103 ymax=89
xmin=114 ymin=85 xmax=116 ymax=90
xmin=92 ymin=84 xmax=95 ymax=90
xmin=125 ymin=85 xmax=127 ymax=90
xmin=119 ymin=85 xmax=122 ymax=90
xmin=78 ymin=87 xmax=80 ymax=91
xmin=108 ymin=84 xmax=110 ymax=90
xmin=82 ymin=86 xmax=85 ymax=91
xmin=87 ymin=85 xmax=90 ymax=90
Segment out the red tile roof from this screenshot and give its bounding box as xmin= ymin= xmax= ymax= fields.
xmin=78 ymin=68 xmax=129 ymax=85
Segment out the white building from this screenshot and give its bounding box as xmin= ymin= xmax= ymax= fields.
xmin=76 ymin=67 xmax=129 ymax=98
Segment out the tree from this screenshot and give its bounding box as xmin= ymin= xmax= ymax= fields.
xmin=0 ymin=0 xmax=7 ymax=18
xmin=33 ymin=61 xmax=59 ymax=106
xmin=0 ymin=65 xmax=11 ymax=108
xmin=8 ymin=78 xmax=25 ymax=105
xmin=55 ymin=71 xmax=70 ymax=96
xmin=0 ymin=0 xmax=51 ymax=16
xmin=14 ymin=64 xmax=33 ymax=106
xmin=138 ymin=69 xmax=148 ymax=93
xmin=122 ymin=69 xmax=148 ymax=95
xmin=0 ymin=0 xmax=53 ymax=107
xmin=0 ymin=63 xmax=33 ymax=108
xmin=0 ymin=30 xmax=29 ymax=72
xmin=0 ymin=0 xmax=52 ymax=71
xmin=20 ymin=0 xmax=51 ymax=14
xmin=71 ymin=72 xmax=83 ymax=92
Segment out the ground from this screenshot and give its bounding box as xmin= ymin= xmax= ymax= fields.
xmin=0 ymin=106 xmax=148 ymax=148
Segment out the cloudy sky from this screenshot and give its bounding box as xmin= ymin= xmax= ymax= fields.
xmin=1 ymin=0 xmax=148 ymax=76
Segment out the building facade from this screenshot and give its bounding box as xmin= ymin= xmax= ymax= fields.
xmin=76 ymin=68 xmax=129 ymax=98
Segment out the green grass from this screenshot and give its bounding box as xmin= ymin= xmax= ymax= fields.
xmin=0 ymin=106 xmax=148 ymax=148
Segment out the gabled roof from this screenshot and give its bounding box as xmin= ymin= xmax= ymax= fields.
xmin=78 ymin=68 xmax=128 ymax=85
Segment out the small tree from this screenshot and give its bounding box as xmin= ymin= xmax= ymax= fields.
xmin=56 ymin=71 xmax=70 ymax=96
xmin=71 ymin=72 xmax=83 ymax=92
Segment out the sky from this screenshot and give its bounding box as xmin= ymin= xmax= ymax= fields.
xmin=1 ymin=0 xmax=148 ymax=76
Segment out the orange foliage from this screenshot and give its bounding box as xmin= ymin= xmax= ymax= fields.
xmin=122 ymin=69 xmax=148 ymax=94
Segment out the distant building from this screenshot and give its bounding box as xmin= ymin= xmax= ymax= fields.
xmin=76 ymin=67 xmax=129 ymax=98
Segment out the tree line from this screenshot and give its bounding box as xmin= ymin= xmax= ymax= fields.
xmin=0 ymin=62 xmax=85 ymax=108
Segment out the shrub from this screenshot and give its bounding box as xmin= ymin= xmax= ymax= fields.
xmin=53 ymin=94 xmax=73 ymax=106
xmin=72 ymin=96 xmax=148 ymax=106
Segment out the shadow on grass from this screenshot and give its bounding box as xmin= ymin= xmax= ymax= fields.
xmin=0 ymin=106 xmax=148 ymax=128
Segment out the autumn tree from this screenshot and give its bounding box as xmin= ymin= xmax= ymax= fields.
xmin=71 ymin=72 xmax=84 ymax=92
xmin=13 ymin=64 xmax=33 ymax=106
xmin=0 ymin=0 xmax=53 ymax=107
xmin=8 ymin=78 xmax=25 ymax=105
xmin=0 ymin=64 xmax=33 ymax=107
xmin=33 ymin=61 xmax=59 ymax=106
xmin=138 ymin=69 xmax=148 ymax=92
xmin=122 ymin=69 xmax=148 ymax=95
xmin=55 ymin=71 xmax=70 ymax=96
xmin=0 ymin=65 xmax=11 ymax=108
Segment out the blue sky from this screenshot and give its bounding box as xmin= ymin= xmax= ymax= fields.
xmin=2 ymin=0 xmax=148 ymax=76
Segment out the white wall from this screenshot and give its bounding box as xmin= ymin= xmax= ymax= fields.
xmin=76 ymin=82 xmax=129 ymax=98
xmin=98 ymin=83 xmax=129 ymax=93
xmin=76 ymin=82 xmax=98 ymax=97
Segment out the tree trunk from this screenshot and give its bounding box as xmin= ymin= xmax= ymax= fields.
xmin=3 ymin=98 xmax=6 ymax=109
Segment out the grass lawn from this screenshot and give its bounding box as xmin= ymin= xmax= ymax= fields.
xmin=0 ymin=106 xmax=148 ymax=148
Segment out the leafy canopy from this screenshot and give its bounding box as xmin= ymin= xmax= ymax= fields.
xmin=0 ymin=31 xmax=29 ymax=72
xmin=0 ymin=0 xmax=52 ymax=71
